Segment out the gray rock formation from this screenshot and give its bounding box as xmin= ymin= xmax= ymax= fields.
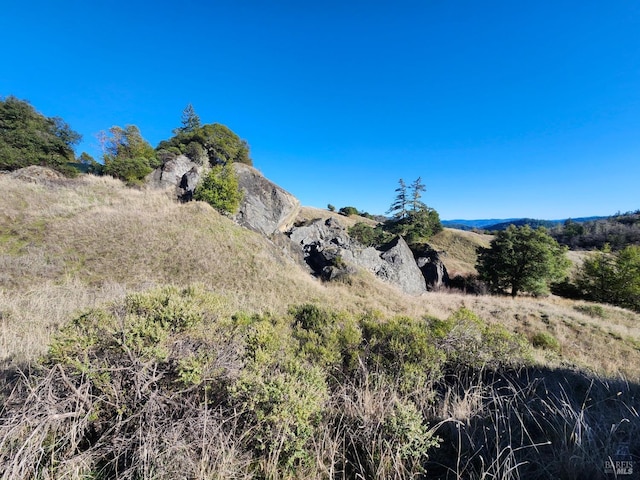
xmin=233 ymin=163 xmax=300 ymax=235
xmin=147 ymin=155 xmax=203 ymax=201
xmin=289 ymin=217 xmax=427 ymax=295
xmin=416 ymin=250 xmax=450 ymax=291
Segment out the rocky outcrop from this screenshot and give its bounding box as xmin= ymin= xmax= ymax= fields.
xmin=288 ymin=217 xmax=427 ymax=295
xmin=233 ymin=163 xmax=300 ymax=235
xmin=147 ymin=155 xmax=203 ymax=201
xmin=416 ymin=249 xmax=450 ymax=291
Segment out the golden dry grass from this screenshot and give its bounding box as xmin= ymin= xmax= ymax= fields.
xmin=427 ymin=228 xmax=493 ymax=277
xmin=1 ymin=171 xmax=640 ymax=381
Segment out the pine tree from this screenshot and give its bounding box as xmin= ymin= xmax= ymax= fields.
xmin=176 ymin=103 xmax=201 ymax=134
xmin=409 ymin=177 xmax=427 ymax=212
xmin=388 ymin=179 xmax=408 ymax=219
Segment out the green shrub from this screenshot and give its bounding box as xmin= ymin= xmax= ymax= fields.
xmin=230 ymin=312 xmax=328 ymax=470
xmin=531 ymin=331 xmax=561 ymax=352
xmin=193 ymin=163 xmax=243 ymax=215
xmin=573 ymin=304 xmax=607 ymax=318
xmin=339 ymin=206 xmax=359 ymax=216
xmin=290 ymin=304 xmax=362 ymax=372
xmin=434 ymin=308 xmax=532 ymax=369
xmin=348 ymin=222 xmax=393 ymax=247
xmin=361 ymin=315 xmax=446 ymax=391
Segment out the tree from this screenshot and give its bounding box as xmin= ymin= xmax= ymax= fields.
xmin=101 ymin=125 xmax=159 ymax=184
xmin=577 ymin=245 xmax=640 ymax=312
xmin=193 ymin=163 xmax=243 ymax=215
xmin=157 ymin=122 xmax=252 ymax=166
xmin=409 ymin=177 xmax=427 ymax=212
xmin=477 ymin=225 xmax=570 ymax=297
xmin=174 ymin=103 xmax=201 ymax=135
xmin=0 ymin=96 xmax=81 ymax=175
xmin=387 ymin=179 xmax=408 ymax=220
xmin=385 ymin=177 xmax=442 ymax=244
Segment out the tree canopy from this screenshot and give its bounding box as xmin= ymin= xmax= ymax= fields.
xmin=0 ymin=96 xmax=81 ymax=175
xmin=385 ymin=178 xmax=442 ymax=244
xmin=477 ymin=225 xmax=570 ymax=297
xmin=576 ymin=244 xmax=640 ymax=312
xmin=100 ymin=125 xmax=159 ymax=185
xmin=158 ymin=109 xmax=252 ymax=167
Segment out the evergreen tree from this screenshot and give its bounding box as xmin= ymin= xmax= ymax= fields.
xmin=477 ymin=225 xmax=570 ymax=297
xmin=175 ymin=103 xmax=201 ymax=134
xmin=409 ymin=177 xmax=426 ymax=212
xmin=388 ymin=179 xmax=408 ymax=220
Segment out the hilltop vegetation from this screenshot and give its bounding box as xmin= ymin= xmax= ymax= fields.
xmin=0 ymin=96 xmax=81 ymax=176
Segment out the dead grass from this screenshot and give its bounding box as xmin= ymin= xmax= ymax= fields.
xmin=427 ymin=228 xmax=492 ymax=277
xmin=1 ymin=172 xmax=640 ymax=383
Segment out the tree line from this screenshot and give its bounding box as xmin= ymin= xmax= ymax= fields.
xmin=0 ymin=98 xmax=248 ymax=215
xmin=472 ymin=225 xmax=640 ymax=312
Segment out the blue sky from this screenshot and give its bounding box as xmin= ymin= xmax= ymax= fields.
xmin=2 ymin=1 xmax=639 ymax=220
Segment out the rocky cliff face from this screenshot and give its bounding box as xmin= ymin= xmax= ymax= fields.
xmin=288 ymin=217 xmax=427 ymax=295
xmin=148 ymin=159 xmax=447 ymax=294
xmin=147 ymin=155 xmax=203 ymax=202
xmin=232 ymin=163 xmax=300 ymax=236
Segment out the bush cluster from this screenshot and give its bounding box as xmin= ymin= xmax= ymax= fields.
xmin=0 ymin=287 xmax=531 ymax=479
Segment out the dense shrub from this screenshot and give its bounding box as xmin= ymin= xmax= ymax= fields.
xmin=193 ymin=163 xmax=243 ymax=215
xmin=531 ymin=331 xmax=561 ymax=353
xmin=0 ymin=289 xmax=535 ymax=479
xmin=348 ymin=222 xmax=393 ymax=247
xmin=0 ymin=96 xmax=81 ymax=175
xmin=157 ymin=122 xmax=252 ymax=166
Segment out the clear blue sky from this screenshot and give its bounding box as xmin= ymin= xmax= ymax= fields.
xmin=2 ymin=1 xmax=639 ymax=220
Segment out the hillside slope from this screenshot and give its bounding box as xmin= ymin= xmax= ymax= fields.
xmin=1 ymin=170 xmax=639 ymax=381
xmin=2 ymin=169 xmax=640 ymax=479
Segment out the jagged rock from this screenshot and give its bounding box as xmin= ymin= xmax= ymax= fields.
xmin=147 ymin=155 xmax=203 ymax=201
xmin=416 ymin=249 xmax=450 ymax=291
xmin=378 ymin=237 xmax=428 ymax=295
xmin=289 ymin=218 xmax=426 ymax=295
xmin=233 ymin=163 xmax=300 ymax=235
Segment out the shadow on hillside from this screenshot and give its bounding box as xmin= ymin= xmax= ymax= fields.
xmin=427 ymin=365 xmax=640 ymax=480
xmin=0 ymin=359 xmax=29 ymax=406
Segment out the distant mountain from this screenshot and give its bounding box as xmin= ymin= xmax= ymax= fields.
xmin=441 ymin=219 xmax=520 ymax=230
xmin=443 ymin=216 xmax=607 ymax=231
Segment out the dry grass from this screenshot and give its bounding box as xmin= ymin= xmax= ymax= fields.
xmin=428 ymin=228 xmax=493 ymax=277
xmin=1 ymin=171 xmax=640 ymax=384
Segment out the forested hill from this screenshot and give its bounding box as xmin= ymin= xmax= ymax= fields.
xmin=549 ymin=211 xmax=640 ymax=250
xmin=443 ymin=216 xmax=605 ymax=231
xmin=444 ymin=213 xmax=640 ymax=251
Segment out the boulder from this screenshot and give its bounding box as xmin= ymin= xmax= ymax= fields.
xmin=416 ymin=249 xmax=450 ymax=291
xmin=378 ymin=237 xmax=428 ymax=295
xmin=147 ymin=155 xmax=203 ymax=201
xmin=289 ymin=218 xmax=427 ymax=295
xmin=233 ymin=163 xmax=300 ymax=235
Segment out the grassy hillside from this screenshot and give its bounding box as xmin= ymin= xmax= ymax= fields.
xmin=427 ymin=228 xmax=492 ymax=277
xmin=1 ymin=171 xmax=639 ymax=377
xmin=1 ymin=169 xmax=640 ymax=478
